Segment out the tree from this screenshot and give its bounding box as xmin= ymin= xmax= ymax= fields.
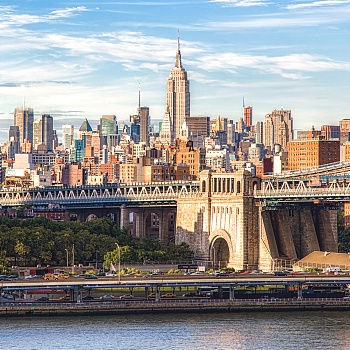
xmin=14 ymin=241 xmax=30 ymax=266
xmin=0 ymin=250 xmax=9 ymax=274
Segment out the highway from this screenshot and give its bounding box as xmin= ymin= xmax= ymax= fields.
xmin=1 ymin=273 xmax=350 ymax=291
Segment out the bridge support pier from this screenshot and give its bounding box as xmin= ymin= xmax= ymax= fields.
xmin=258 ymin=206 xmax=338 ymax=271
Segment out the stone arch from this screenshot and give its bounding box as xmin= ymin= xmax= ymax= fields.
xmin=252 ymin=180 xmax=260 ymax=191
xmin=145 ymin=211 xmax=160 ymax=239
xmin=86 ymin=213 xmax=98 ymax=221
xmin=107 ymin=212 xmax=115 ymax=221
xmin=209 ymin=229 xmax=233 ymax=268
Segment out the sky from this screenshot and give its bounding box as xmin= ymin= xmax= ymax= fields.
xmin=1 ymin=0 xmax=350 ymax=143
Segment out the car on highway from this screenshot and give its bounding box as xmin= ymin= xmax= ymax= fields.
xmin=82 ymin=295 xmax=94 ymax=301
xmin=35 ymin=296 xmax=50 ymax=302
xmin=84 ymin=274 xmax=98 ymax=279
xmin=99 ymin=294 xmax=117 ymax=300
xmin=161 ymin=293 xmax=177 ymax=298
xmin=213 ymin=272 xmax=229 ymax=277
xmin=182 ymin=292 xmax=198 ymax=297
xmin=148 ymin=292 xmax=157 ymax=298
xmin=274 ymin=271 xmax=287 ymax=276
xmin=59 ymin=295 xmax=71 ymax=301
xmin=1 ymin=292 xmax=15 ymax=299
xmin=119 ymin=294 xmax=134 ymax=299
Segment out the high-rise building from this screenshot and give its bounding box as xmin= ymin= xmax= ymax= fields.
xmin=321 ymin=125 xmax=340 ymax=140
xmin=32 ymin=114 xmax=54 ymax=151
xmin=99 ymin=115 xmax=117 ymax=145
xmin=62 ymin=125 xmax=74 ymax=150
xmin=33 ymin=119 xmax=41 ymax=150
xmin=78 ymin=118 xmax=93 ymax=140
xmin=255 ymin=121 xmax=263 ymax=144
xmin=263 ymin=109 xmax=293 ymax=151
xmin=159 ymin=107 xmax=173 ymax=145
xmin=14 ymin=107 xmax=34 ymax=147
xmin=243 ymin=105 xmax=253 ymax=128
xmin=139 ymin=106 xmax=150 ymax=145
xmin=165 ymin=35 xmax=190 ymax=140
xmin=339 ymin=119 xmax=350 ymax=144
xmin=186 ymin=116 xmax=210 ymax=138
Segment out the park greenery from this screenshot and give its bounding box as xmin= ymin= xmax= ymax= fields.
xmin=0 ymin=216 xmax=194 ymax=274
xmin=1 ymin=211 xmax=350 ymax=275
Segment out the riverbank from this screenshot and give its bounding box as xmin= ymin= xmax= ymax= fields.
xmin=1 ymin=299 xmax=350 ymax=317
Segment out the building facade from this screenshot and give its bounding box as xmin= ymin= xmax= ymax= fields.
xmin=288 ymin=139 xmax=340 ymax=170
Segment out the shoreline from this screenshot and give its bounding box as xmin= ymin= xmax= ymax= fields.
xmin=1 ymin=299 xmax=350 ymax=317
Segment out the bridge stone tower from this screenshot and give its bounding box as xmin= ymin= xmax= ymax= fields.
xmin=176 ymin=169 xmax=339 ymax=271
xmin=176 ymin=169 xmax=260 ymax=270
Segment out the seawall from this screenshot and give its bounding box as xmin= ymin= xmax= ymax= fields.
xmin=1 ymin=299 xmax=350 ymax=317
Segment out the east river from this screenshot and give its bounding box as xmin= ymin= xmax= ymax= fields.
xmin=1 ymin=311 xmax=349 ymax=350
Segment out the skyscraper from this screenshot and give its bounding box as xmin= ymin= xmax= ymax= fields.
xmin=165 ymin=35 xmax=190 ymax=140
xmin=138 ymin=106 xmax=150 ymax=146
xmin=130 ymin=87 xmax=150 ymax=146
xmin=100 ymin=115 xmax=117 ymax=137
xmin=263 ymin=109 xmax=293 ymax=151
xmin=62 ymin=125 xmax=74 ymax=150
xmin=14 ymin=107 xmax=34 ymax=147
xmin=33 ymin=114 xmax=54 ymax=151
xmin=243 ymin=105 xmax=253 ymax=129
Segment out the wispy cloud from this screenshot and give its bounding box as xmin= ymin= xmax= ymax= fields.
xmin=209 ymin=0 xmax=271 ymax=7
xmin=0 ymin=6 xmax=88 ymax=27
xmin=286 ymin=0 xmax=350 ymax=10
xmin=195 ymin=52 xmax=350 ymax=79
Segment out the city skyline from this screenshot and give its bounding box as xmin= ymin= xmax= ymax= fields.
xmin=1 ymin=1 xmax=350 ymax=142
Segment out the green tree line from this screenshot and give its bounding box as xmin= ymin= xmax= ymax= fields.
xmin=0 ymin=216 xmax=193 ymax=273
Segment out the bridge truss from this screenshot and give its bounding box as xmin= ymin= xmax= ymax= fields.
xmin=256 ymin=161 xmax=350 ymax=208
xmin=0 ymin=181 xmax=200 ymax=208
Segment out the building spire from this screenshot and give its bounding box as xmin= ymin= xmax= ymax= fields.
xmin=138 ymin=82 xmax=141 ymax=111
xmin=175 ymin=30 xmax=182 ymax=68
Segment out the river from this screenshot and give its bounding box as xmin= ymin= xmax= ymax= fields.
xmin=1 ymin=311 xmax=349 ymax=350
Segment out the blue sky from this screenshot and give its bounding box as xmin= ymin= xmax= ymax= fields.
xmin=1 ymin=0 xmax=350 ymax=142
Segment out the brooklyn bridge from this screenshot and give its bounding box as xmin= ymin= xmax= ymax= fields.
xmin=1 ymin=161 xmax=350 ymax=272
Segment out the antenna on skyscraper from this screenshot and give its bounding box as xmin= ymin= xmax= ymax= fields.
xmin=138 ymin=82 xmax=141 ymax=110
xmin=243 ymin=96 xmax=245 ymax=108
xmin=178 ymin=29 xmax=180 ymax=51
xmin=23 ymin=85 xmax=26 ymax=110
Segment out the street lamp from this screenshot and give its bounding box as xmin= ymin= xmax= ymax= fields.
xmin=95 ymin=250 xmax=99 ymax=270
xmin=64 ymin=249 xmax=69 ymax=267
xmin=72 ymin=244 xmax=75 ymax=273
xmin=212 ymin=246 xmax=216 ymax=270
xmin=115 ymin=242 xmax=121 ymax=283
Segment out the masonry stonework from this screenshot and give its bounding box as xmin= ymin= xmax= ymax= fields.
xmin=176 ymin=169 xmax=339 ymax=272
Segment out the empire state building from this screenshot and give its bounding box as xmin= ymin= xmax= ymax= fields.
xmin=165 ymin=36 xmax=190 ymax=140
